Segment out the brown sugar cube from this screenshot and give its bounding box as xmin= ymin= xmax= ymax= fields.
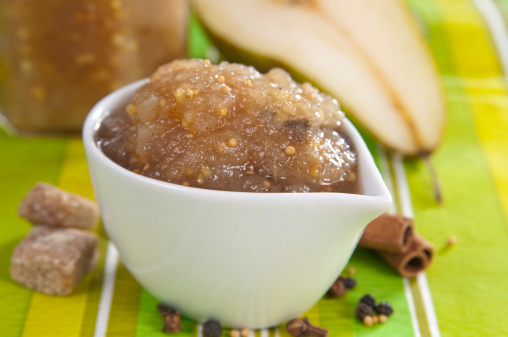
xmin=18 ymin=182 xmax=100 ymax=230
xmin=10 ymin=226 xmax=99 ymax=295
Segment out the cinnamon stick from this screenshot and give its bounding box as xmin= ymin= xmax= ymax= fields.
xmin=359 ymin=213 xmax=414 ymax=254
xmin=377 ymin=233 xmax=434 ymax=278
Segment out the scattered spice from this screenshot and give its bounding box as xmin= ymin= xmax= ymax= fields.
xmin=163 ymin=313 xmax=182 ymax=334
xmin=447 ymin=236 xmax=458 ymax=247
xmin=157 ymin=304 xmax=172 ymax=316
xmin=375 ymin=302 xmax=394 ymax=316
xmin=285 ymin=317 xmax=329 ymax=337
xmin=354 ymin=302 xmax=374 ymax=321
xmin=363 ymin=316 xmax=374 ymax=327
xmin=202 ymin=320 xmax=222 ymax=337
xmin=343 ymin=277 xmax=357 ymax=290
xmin=347 ymin=266 xmax=356 ymax=276
xmin=360 ymin=214 xmax=434 ymax=277
xmin=359 ymin=294 xmax=376 ymax=308
xmin=359 ymin=213 xmax=414 ymax=254
xmin=355 ymin=295 xmax=394 ymax=326
xmin=157 ymin=304 xmax=182 ymax=334
xmin=327 ymin=276 xmax=346 ymax=298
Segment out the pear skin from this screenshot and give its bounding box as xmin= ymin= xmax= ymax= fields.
xmin=193 ymin=0 xmax=446 ymax=156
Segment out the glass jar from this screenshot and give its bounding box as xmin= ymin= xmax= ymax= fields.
xmin=0 ymin=0 xmax=188 ymax=135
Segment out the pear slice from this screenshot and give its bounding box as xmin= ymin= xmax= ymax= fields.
xmin=192 ymin=0 xmax=446 ymax=156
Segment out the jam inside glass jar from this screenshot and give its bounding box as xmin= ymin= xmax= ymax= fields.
xmin=0 ymin=0 xmax=188 ymax=135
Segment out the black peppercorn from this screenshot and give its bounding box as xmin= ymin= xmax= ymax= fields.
xmin=355 ymin=302 xmax=374 ymax=320
xmin=359 ymin=294 xmax=376 ymax=308
xmin=343 ymin=277 xmax=357 ymax=289
xmin=375 ymin=302 xmax=394 ymax=316
xmin=202 ymin=319 xmax=222 ymax=337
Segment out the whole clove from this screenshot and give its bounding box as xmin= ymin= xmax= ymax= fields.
xmin=157 ymin=304 xmax=182 ymax=334
xmin=157 ymin=304 xmax=173 ymax=316
xmin=163 ymin=312 xmax=182 ymax=334
xmin=327 ymin=276 xmax=346 ymax=298
xmin=286 ymin=317 xmax=329 ymax=337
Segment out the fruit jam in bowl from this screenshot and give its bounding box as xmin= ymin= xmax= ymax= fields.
xmin=83 ymin=59 xmax=391 ymax=329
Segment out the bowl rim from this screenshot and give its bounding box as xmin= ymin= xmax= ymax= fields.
xmin=83 ymin=78 xmax=392 ymax=203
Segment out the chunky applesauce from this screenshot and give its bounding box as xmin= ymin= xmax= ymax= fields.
xmin=96 ymin=59 xmax=359 ymax=193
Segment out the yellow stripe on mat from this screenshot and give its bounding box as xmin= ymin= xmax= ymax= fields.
xmin=22 ymin=140 xmax=97 ymax=337
xmin=474 ymin=94 xmax=508 ymax=219
xmin=440 ymin=0 xmax=508 ymax=219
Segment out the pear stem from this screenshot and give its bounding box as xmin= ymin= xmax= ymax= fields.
xmin=420 ymin=154 xmax=442 ymax=204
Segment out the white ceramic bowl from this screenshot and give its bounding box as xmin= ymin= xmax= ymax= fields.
xmin=83 ymin=79 xmax=392 ymax=329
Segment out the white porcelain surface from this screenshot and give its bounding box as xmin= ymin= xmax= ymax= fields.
xmin=83 ymin=79 xmax=392 ymax=329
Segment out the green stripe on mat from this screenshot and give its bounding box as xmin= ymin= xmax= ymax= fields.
xmin=404 ymin=0 xmax=508 ymax=336
xmin=0 ymin=129 xmax=68 ymax=337
xmin=106 ymin=261 xmax=142 ymax=337
xmin=316 ymin=293 xmax=353 ymax=336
